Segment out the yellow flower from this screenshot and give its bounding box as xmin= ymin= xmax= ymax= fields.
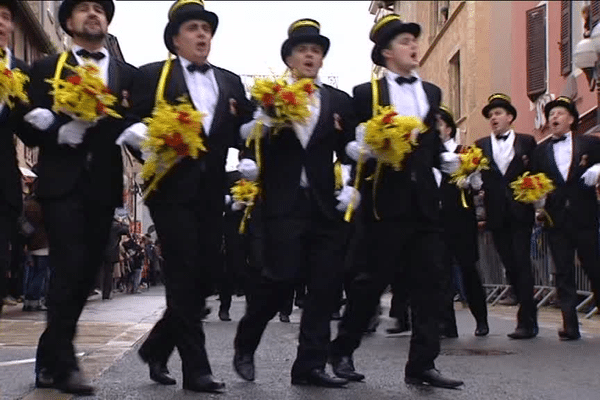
xmin=250 ymin=77 xmax=316 ymax=133
xmin=230 ymin=179 xmax=260 ymax=204
xmin=510 ymin=172 xmax=555 ymax=203
xmin=363 ymin=105 xmax=424 ymax=170
xmin=0 ymin=59 xmax=29 ymax=108
xmin=46 ymin=63 xmax=121 ymax=122
xmin=450 ymin=145 xmax=490 ymax=184
xmin=140 ymin=97 xmax=207 ymax=198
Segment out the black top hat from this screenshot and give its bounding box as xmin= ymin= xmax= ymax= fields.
xmin=438 ymin=104 xmax=457 ymax=139
xmin=0 ymin=0 xmax=17 ymax=17
xmin=544 ymin=96 xmax=579 ymax=131
xmin=280 ymin=19 xmax=330 ymax=64
xmin=369 ymin=14 xmax=421 ymax=67
xmin=59 ymin=0 xmax=115 ymax=36
xmin=481 ymin=93 xmax=517 ymax=121
xmin=164 ymin=0 xmax=218 ymax=55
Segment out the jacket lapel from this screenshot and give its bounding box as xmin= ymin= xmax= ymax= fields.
xmin=107 ymin=58 xmax=119 ymax=95
xmin=421 ymin=82 xmax=436 ymax=127
xmin=307 ymin=84 xmax=330 ymax=148
xmin=504 ymin=134 xmax=523 ymax=178
xmin=378 ymin=78 xmax=390 ymax=107
xmin=481 ymin=137 xmax=500 ymax=174
xmin=546 ymin=141 xmax=565 ymax=185
xmin=165 ymin=58 xmax=190 ymax=104
xmin=207 ymin=67 xmax=226 ymax=137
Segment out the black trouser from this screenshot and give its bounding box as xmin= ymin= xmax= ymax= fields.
xmin=234 ymin=190 xmax=346 ymax=377
xmin=491 ymin=225 xmax=537 ymax=330
xmin=139 ymin=201 xmax=222 ymax=378
xmin=330 ymin=218 xmax=444 ymax=376
xmin=547 ymin=225 xmax=600 ymax=331
xmin=0 ymin=200 xmax=17 ymax=316
xmin=35 ymin=193 xmax=114 ymax=381
xmin=220 ymin=210 xmax=246 ymax=313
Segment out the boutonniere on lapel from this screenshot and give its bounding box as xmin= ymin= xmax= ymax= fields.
xmin=333 ymin=113 xmax=343 ymax=132
xmin=121 ymin=90 xmax=131 ymax=109
xmin=46 ymin=53 xmax=121 ymax=122
xmin=140 ymin=95 xmax=207 ymax=198
xmin=0 ymin=57 xmax=29 ymax=108
xmin=580 ymin=154 xmax=589 ymax=168
xmin=229 ymin=98 xmax=238 ymax=116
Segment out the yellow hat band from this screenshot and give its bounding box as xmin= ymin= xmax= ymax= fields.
xmin=488 ymin=93 xmax=511 ymax=103
xmin=371 ymin=14 xmax=402 ymax=37
xmin=439 ymin=105 xmax=454 ymax=120
xmin=555 ymin=96 xmax=572 ymax=104
xmin=289 ymin=20 xmax=320 ymax=35
xmin=169 ymin=0 xmax=205 ymax=20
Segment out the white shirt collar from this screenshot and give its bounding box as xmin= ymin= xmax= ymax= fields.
xmin=491 ymin=128 xmax=514 ymax=141
xmin=552 ymin=131 xmax=572 ymax=142
xmin=178 ymin=56 xmax=211 ymax=70
xmin=443 ymin=137 xmax=458 ymax=153
xmin=385 ymin=69 xmax=420 ymax=83
xmin=71 ymin=44 xmax=109 ymax=60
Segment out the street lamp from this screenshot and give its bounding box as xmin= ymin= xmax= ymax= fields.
xmin=574 ymin=23 xmax=600 ymax=126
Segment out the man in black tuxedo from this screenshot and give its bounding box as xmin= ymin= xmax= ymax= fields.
xmin=19 ymin=0 xmax=138 ymax=394
xmin=475 ymin=93 xmax=538 ymax=339
xmin=328 ymin=14 xmax=463 ymax=389
xmin=532 ymin=96 xmax=600 ymax=340
xmin=119 ymin=0 xmax=253 ymax=393
xmin=437 ymin=106 xmax=488 ymax=337
xmin=232 ymin=19 xmax=356 ymax=388
xmin=0 ymin=0 xmax=28 ymax=318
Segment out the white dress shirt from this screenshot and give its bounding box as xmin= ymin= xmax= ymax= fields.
xmin=490 ymin=129 xmax=516 ymax=175
xmin=443 ymin=137 xmax=458 ymax=153
xmin=179 ymin=56 xmax=219 ymax=135
xmin=552 ymin=131 xmax=572 ymax=182
xmin=0 ymin=47 xmax=11 ymax=116
xmin=72 ymin=44 xmax=110 ymax=85
xmin=384 ymin=70 xmax=430 ymax=121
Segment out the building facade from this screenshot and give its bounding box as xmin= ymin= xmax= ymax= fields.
xmin=370 ymin=1 xmax=599 ymax=144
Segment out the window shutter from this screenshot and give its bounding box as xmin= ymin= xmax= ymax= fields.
xmin=526 ymin=5 xmax=547 ymax=102
xmin=560 ymin=0 xmax=571 ymax=76
xmin=591 ymin=0 xmax=600 ymax=30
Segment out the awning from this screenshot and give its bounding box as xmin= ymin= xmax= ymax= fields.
xmin=19 ymin=167 xmax=37 ymax=178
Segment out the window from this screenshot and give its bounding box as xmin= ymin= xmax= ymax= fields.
xmin=561 ymin=0 xmax=572 ymax=76
xmin=526 ymin=4 xmax=547 ymax=102
xmin=448 ymin=51 xmax=461 ymax=119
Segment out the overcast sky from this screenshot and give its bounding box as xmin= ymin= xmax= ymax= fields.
xmin=108 ymin=1 xmax=376 ymax=94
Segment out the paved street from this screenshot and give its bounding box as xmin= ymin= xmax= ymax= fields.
xmin=2 ymin=286 xmax=600 ymax=399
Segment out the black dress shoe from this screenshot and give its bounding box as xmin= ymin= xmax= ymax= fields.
xmin=558 ymin=328 xmax=581 ymax=341
xmin=219 ymin=310 xmax=231 ymax=321
xmin=279 ymin=313 xmax=290 ymax=323
xmin=475 ymin=322 xmax=489 ymax=337
xmin=149 ymin=362 xmax=176 ymax=385
xmin=35 ymin=368 xmax=54 ymax=388
xmin=183 ymin=374 xmax=225 ymax=393
xmin=233 ymin=350 xmax=255 ymax=381
xmin=507 ymin=327 xmax=537 ymax=339
xmin=291 ymin=368 xmax=348 ymax=387
xmin=54 ymin=370 xmax=95 ymax=395
xmin=330 ymin=355 xmax=365 ymax=381
xmin=405 ymin=369 xmax=463 ymax=389
xmin=440 ymin=329 xmax=459 ymax=339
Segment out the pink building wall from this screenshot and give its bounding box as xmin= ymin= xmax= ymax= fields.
xmin=510 ymin=1 xmax=597 ymax=140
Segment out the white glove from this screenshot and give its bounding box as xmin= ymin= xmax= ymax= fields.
xmin=336 ymin=185 xmax=361 ymax=212
xmin=533 ymin=196 xmax=546 ymax=210
xmin=225 ymin=195 xmax=232 ymax=205
xmin=468 ymin=170 xmax=483 ymax=191
xmin=24 ymin=108 xmax=55 ymax=131
xmin=355 ymin=124 xmax=366 ymax=144
xmin=231 ymin=201 xmax=246 ymax=211
xmin=456 ymin=176 xmax=470 ymax=190
xmin=345 ymin=141 xmax=374 ymax=162
xmin=240 ymin=109 xmax=272 ymax=140
xmin=237 ymin=158 xmax=259 ymax=181
xmin=340 ymin=164 xmax=352 ymax=186
xmin=581 ymin=163 xmax=600 ymax=186
xmin=115 ymin=122 xmax=148 ymax=150
xmin=57 ymin=119 xmax=95 ymax=147
xmin=440 ymin=152 xmax=461 ymax=174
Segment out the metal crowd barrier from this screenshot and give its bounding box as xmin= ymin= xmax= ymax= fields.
xmin=476 ymin=228 xmax=598 ymax=319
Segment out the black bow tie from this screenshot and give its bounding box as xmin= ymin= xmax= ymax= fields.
xmin=187 ymin=63 xmax=211 ymax=74
xmin=551 ymin=135 xmax=567 ymax=143
xmin=496 ymin=134 xmax=510 ymax=141
xmin=76 ymin=49 xmax=105 ymax=61
xmin=395 ymin=76 xmax=417 ymax=86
